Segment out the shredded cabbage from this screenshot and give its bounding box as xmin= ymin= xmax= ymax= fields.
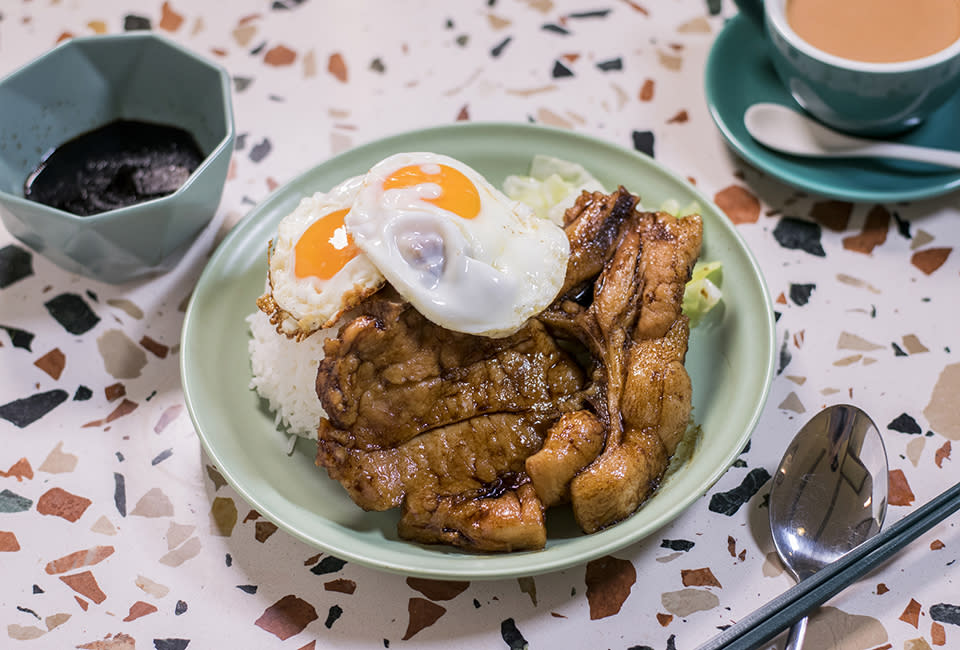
xmin=660 ymin=198 xmax=702 ymax=219
xmin=504 ymin=155 xmax=724 ymax=326
xmin=503 ymin=154 xmax=607 ymax=225
xmin=682 ymin=260 xmax=723 ymax=325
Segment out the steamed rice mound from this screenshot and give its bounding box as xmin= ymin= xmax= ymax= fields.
xmin=247 ymin=309 xmax=333 ymax=438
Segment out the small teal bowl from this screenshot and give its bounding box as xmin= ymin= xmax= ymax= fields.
xmin=0 ymin=32 xmax=235 ymax=284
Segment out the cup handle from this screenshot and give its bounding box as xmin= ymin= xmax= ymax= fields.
xmin=732 ymin=0 xmax=765 ymax=30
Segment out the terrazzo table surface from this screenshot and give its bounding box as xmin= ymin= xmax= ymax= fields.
xmin=1 ymin=1 xmax=958 ymax=649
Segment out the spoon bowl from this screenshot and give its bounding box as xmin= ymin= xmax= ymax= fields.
xmin=744 ymin=103 xmax=960 ymax=169
xmin=769 ymin=404 xmax=888 ymax=648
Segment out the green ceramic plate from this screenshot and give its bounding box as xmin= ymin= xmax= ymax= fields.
xmin=181 ymin=122 xmax=776 ymax=580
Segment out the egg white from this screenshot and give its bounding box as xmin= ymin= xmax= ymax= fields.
xmin=344 ymin=152 xmax=570 ymax=337
xmin=261 ymin=176 xmax=384 ymax=339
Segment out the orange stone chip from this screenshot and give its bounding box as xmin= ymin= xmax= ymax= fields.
xmin=681 ymin=567 xmax=722 ymax=588
xmin=255 ymin=595 xmax=318 ymax=641
xmin=842 ymin=205 xmax=889 ymax=254
xmin=714 ymin=185 xmax=760 ymax=224
xmin=60 ymin=571 xmax=107 ymax=604
xmin=935 ymin=441 xmax=951 ymax=468
xmin=324 ymin=579 xmax=356 ymax=595
xmin=888 ymin=469 xmax=916 ymax=506
xmin=932 ymin=621 xmax=946 ymax=646
xmin=265 ymin=45 xmax=297 ymax=66
xmin=105 ymin=383 xmax=126 ymax=401
xmin=255 ymin=520 xmax=278 ymax=542
xmin=0 ymin=531 xmax=20 ymax=552
xmin=402 ymin=597 xmax=446 ymax=641
xmin=405 ymin=577 xmax=470 ymax=601
xmin=585 ymin=556 xmax=637 ymax=620
xmin=639 ymin=78 xmax=655 ymax=101
xmin=810 ymin=200 xmax=853 ymax=231
xmin=122 ymin=600 xmax=158 ymax=622
xmin=45 ymin=545 xmax=115 ymax=574
xmin=140 ymin=336 xmax=169 ymax=359
xmin=328 ymin=52 xmax=348 ymax=82
xmin=37 ymin=487 xmax=92 ymax=522
xmin=105 ymin=399 xmax=138 ymax=424
xmin=34 ymin=348 xmax=66 ymax=379
xmin=899 ymin=597 xmax=921 ymax=628
xmin=0 ymin=457 xmax=33 ymax=481
xmin=159 ymin=1 xmax=184 ymax=31
xmin=912 ymin=247 xmax=952 ymax=275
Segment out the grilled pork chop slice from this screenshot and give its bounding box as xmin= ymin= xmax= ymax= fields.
xmin=317 ymin=289 xmax=584 ymax=452
xmin=399 ymin=482 xmax=546 ymax=552
xmin=525 ymin=410 xmax=605 ymax=508
xmin=542 ymin=196 xmax=703 ymax=533
xmin=570 ymin=317 xmax=692 ymax=533
xmin=315 ymin=290 xmax=586 ymax=551
xmin=317 ymin=412 xmax=554 ymax=512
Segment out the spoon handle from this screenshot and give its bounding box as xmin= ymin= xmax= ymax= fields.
xmin=859 ymin=142 xmax=960 ymax=169
xmin=784 ymin=616 xmax=808 ymax=650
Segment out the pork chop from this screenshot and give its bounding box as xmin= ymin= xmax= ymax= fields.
xmin=311 ymin=188 xmax=703 ymax=549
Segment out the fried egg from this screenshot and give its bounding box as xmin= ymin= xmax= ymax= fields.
xmin=259 ymin=176 xmax=385 ymax=340
xmin=345 ymin=152 xmax=570 ymax=337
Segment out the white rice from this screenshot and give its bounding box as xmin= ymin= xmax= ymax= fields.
xmin=246 ymin=309 xmax=334 ymax=439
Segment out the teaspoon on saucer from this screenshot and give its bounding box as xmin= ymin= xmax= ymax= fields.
xmin=744 ymin=103 xmax=960 ymax=169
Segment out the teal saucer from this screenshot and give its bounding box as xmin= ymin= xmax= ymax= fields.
xmin=705 ymin=14 xmax=960 ymax=203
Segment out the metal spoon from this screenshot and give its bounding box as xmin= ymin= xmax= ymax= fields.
xmin=768 ymin=404 xmax=889 ymax=650
xmin=744 ymin=103 xmax=960 ymax=169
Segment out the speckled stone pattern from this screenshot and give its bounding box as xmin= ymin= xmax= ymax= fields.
xmin=1 ymin=0 xmax=957 ymax=648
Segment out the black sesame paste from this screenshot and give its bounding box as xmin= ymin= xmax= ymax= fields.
xmin=23 ymin=119 xmax=205 ymax=217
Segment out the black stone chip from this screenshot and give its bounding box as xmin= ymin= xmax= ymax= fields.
xmin=632 ymin=130 xmax=655 ymax=157
xmin=0 ymin=389 xmax=68 ymax=428
xmin=114 ymin=472 xmax=127 ymax=517
xmin=931 ymin=603 xmax=960 ymax=626
xmin=44 ymin=293 xmax=100 ymax=335
xmin=0 ymin=245 xmax=33 ymax=288
xmin=123 ymin=14 xmax=151 ymax=30
xmin=597 ymin=57 xmax=623 ymax=71
xmin=552 ymin=60 xmax=574 ymax=78
xmin=709 ymin=468 xmax=771 ymax=516
xmin=500 ymin=618 xmax=528 ymax=650
xmin=888 ymin=413 xmax=922 ymax=434
xmin=661 ymin=539 xmax=695 ymax=552
xmin=789 ymin=283 xmax=816 ymax=306
xmin=772 ymin=218 xmax=826 ymax=257
xmin=1 ymin=325 xmax=34 ymax=351
xmin=325 ymin=604 xmax=343 ymax=629
xmin=491 ymin=36 xmax=512 ymax=58
xmin=311 ymin=555 xmax=347 ymax=575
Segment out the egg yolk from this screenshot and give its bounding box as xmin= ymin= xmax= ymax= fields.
xmin=293 ymin=208 xmax=358 ymax=280
xmin=383 ymin=164 xmax=481 ymax=220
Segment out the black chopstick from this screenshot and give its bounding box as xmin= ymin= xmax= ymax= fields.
xmin=695 ymin=479 xmax=960 ymax=650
